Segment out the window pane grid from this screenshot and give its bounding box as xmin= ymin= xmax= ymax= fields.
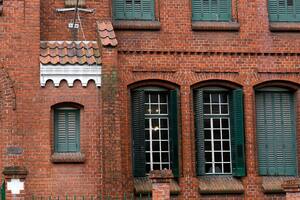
xmin=145 ymin=92 xmax=170 ymax=173
xmin=204 ymin=93 xmax=232 ymax=174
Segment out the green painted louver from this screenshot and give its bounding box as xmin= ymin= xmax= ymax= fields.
xmin=268 ymin=0 xmax=300 ymax=21
xmin=192 ymin=0 xmax=231 ymax=21
xmin=131 ymin=90 xmax=146 ymax=177
xmin=256 ymin=92 xmax=297 ymax=176
xmin=229 ymin=89 xmax=246 ymax=177
xmin=169 ymin=90 xmax=179 ymax=178
xmin=193 ymin=89 xmax=205 ymax=176
xmin=113 ymin=0 xmax=154 ymax=20
xmin=54 ymin=109 xmax=80 ymax=153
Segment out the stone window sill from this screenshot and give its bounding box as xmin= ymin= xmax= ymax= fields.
xmin=113 ymin=20 xmax=161 ymax=30
xmin=51 ymin=152 xmax=86 ymax=163
xmin=192 ymin=21 xmax=240 ymax=31
xmin=134 ymin=177 xmax=180 ymax=195
xmin=262 ymin=176 xmax=298 ymax=193
xmin=198 ymin=176 xmax=244 ymax=194
xmin=270 ymin=22 xmax=300 ymax=32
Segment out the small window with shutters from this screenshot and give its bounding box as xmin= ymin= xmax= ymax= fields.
xmin=256 ymin=88 xmax=297 ymax=176
xmin=192 ymin=0 xmax=232 ymax=21
xmin=131 ymin=87 xmax=179 ymax=177
xmin=268 ymin=0 xmax=300 ymax=22
xmin=194 ymin=87 xmax=246 ymax=176
xmin=113 ymin=0 xmax=155 ymax=20
xmin=54 ymin=107 xmax=80 ymax=153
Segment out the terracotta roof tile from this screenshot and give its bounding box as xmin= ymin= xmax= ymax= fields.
xmin=40 ymin=41 xmax=101 ymax=65
xmin=97 ymin=20 xmax=118 ymax=47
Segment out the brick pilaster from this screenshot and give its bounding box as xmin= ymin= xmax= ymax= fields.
xmin=2 ymin=166 xmax=28 ymax=200
xmin=149 ymin=170 xmax=174 ymax=200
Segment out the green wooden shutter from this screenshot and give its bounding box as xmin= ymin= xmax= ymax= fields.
xmin=193 ymin=89 xmax=205 ymax=176
xmin=269 ymin=0 xmax=300 ymax=21
xmin=229 ymin=89 xmax=246 ymax=177
xmin=1 ymin=181 xmax=5 ymax=200
xmin=169 ymin=90 xmax=179 ymax=177
xmin=55 ymin=109 xmax=80 ymax=153
xmin=113 ymin=0 xmax=125 ymax=20
xmin=67 ymin=110 xmax=80 ymax=152
xmin=192 ymin=0 xmax=231 ymax=21
xmin=132 ymin=90 xmax=146 ymax=177
xmin=141 ymin=0 xmax=154 ymax=20
xmin=113 ymin=0 xmax=154 ymax=20
xmin=256 ymin=92 xmax=297 ymax=176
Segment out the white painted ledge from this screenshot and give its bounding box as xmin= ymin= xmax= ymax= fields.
xmin=40 ymin=64 xmax=101 ymax=87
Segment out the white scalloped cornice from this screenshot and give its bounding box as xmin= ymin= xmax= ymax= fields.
xmin=40 ymin=64 xmax=101 ymax=87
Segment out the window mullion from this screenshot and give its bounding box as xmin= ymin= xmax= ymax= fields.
xmin=210 ymin=118 xmax=215 ymax=174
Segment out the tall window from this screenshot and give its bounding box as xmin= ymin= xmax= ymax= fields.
xmin=113 ymin=0 xmax=155 ymax=20
xmin=192 ymin=0 xmax=232 ymax=21
xmin=131 ymin=88 xmax=179 ymax=177
xmin=256 ymin=88 xmax=297 ymax=176
xmin=194 ymin=87 xmax=245 ymax=176
xmin=268 ymin=0 xmax=300 ymax=22
xmin=203 ymin=92 xmax=232 ymax=174
xmin=54 ymin=107 xmax=80 ymax=153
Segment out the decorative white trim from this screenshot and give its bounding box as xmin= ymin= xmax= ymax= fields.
xmin=41 ymin=41 xmax=97 ymax=45
xmin=40 ymin=64 xmax=101 ymax=87
xmin=7 ymin=179 xmax=24 ymax=195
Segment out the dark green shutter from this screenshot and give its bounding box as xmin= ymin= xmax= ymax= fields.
xmin=194 ymin=89 xmax=205 ymax=176
xmin=1 ymin=181 xmax=5 ymax=200
xmin=55 ymin=109 xmax=80 ymax=153
xmin=229 ymin=89 xmax=246 ymax=177
xmin=256 ymin=92 xmax=297 ymax=176
xmin=141 ymin=0 xmax=154 ymax=20
xmin=192 ymin=0 xmax=231 ymax=21
xmin=132 ymin=90 xmax=146 ymax=177
xmin=268 ymin=0 xmax=300 ymax=21
xmin=113 ymin=0 xmax=125 ymax=19
xmin=169 ymin=90 xmax=179 ymax=177
xmin=113 ymin=0 xmax=154 ymax=20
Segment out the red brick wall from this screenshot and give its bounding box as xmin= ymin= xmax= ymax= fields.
xmin=0 ymin=0 xmax=300 ymax=199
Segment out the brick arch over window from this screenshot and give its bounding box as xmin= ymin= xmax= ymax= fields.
xmin=191 ymin=79 xmax=243 ymax=90
xmin=254 ymin=80 xmax=300 ymax=91
xmin=128 ymin=79 xmax=179 ymax=90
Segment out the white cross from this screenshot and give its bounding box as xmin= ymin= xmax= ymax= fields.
xmin=7 ymin=179 xmax=24 ymax=195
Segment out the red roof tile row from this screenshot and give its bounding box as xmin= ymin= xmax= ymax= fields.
xmin=40 ymin=41 xmax=101 ymax=65
xmin=97 ymin=21 xmax=118 ymax=47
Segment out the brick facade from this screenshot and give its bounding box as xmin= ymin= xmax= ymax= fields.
xmin=0 ymin=0 xmax=300 ymax=199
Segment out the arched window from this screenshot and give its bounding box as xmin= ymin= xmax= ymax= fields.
xmin=255 ymin=87 xmax=297 ymax=176
xmin=131 ymin=86 xmax=179 ymax=177
xmin=193 ymin=86 xmax=245 ymax=177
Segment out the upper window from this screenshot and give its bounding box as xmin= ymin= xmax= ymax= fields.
xmin=256 ymin=88 xmax=297 ymax=176
xmin=54 ymin=107 xmax=80 ymax=153
xmin=113 ymin=0 xmax=155 ymax=20
xmin=192 ymin=0 xmax=232 ymax=21
xmin=194 ymin=87 xmax=245 ymax=176
xmin=268 ymin=0 xmax=300 ymax=22
xmin=131 ymin=88 xmax=179 ymax=177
